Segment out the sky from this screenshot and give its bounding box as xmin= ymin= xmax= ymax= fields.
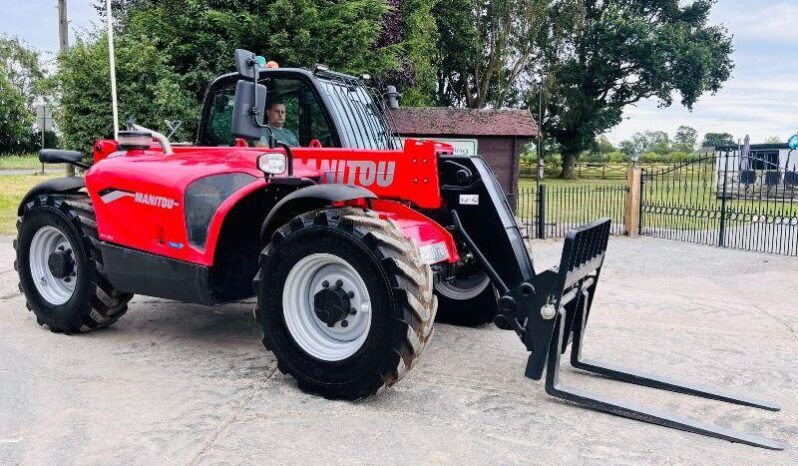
xmin=2 ymin=1 xmax=797 ymax=146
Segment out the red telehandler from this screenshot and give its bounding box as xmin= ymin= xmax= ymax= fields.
xmin=14 ymin=49 xmax=780 ymax=449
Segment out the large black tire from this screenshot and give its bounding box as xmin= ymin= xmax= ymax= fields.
xmin=14 ymin=193 xmax=133 ymax=333
xmin=255 ymin=207 xmax=436 ymax=399
xmin=434 ymin=272 xmax=499 ymax=326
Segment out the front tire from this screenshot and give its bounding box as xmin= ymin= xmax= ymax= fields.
xmin=255 ymin=207 xmax=436 ymax=399
xmin=14 ymin=194 xmax=133 ymax=333
xmin=434 ymin=271 xmax=499 ymax=326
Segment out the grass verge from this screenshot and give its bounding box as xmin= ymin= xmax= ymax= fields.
xmin=0 ymin=174 xmax=59 ymax=235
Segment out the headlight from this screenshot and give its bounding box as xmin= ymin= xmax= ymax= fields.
xmin=418 ymin=242 xmax=450 ymax=265
xmin=258 ymin=153 xmax=286 ymax=175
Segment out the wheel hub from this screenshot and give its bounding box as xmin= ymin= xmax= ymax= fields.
xmin=29 ymin=225 xmax=78 ymax=305
xmin=47 ymin=249 xmax=74 ymax=279
xmin=313 ymin=280 xmax=352 ymax=327
xmin=282 ymin=253 xmax=372 ymax=361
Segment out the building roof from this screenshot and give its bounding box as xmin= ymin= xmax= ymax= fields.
xmin=391 ymin=107 xmax=539 ymax=138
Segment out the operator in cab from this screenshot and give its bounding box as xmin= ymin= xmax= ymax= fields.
xmin=259 ymin=100 xmax=299 ymax=147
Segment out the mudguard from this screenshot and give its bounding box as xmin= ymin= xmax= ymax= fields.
xmin=260 ymin=184 xmax=377 ymax=241
xmin=17 ymin=177 xmax=86 ymax=215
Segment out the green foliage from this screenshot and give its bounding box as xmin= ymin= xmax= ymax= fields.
xmin=764 ymin=135 xmax=784 ymax=144
xmin=606 ymin=151 xmax=628 ymax=163
xmin=701 ymin=132 xmax=735 ymax=147
xmin=639 ymin=151 xmax=662 ymax=163
xmin=0 ymin=35 xmax=44 ymax=153
xmin=596 ymin=136 xmax=616 ymax=154
xmin=620 ymin=130 xmax=672 ymax=156
xmin=433 ymin=0 xmax=549 ymax=108
xmin=533 ymin=0 xmax=733 ymax=178
xmin=390 ymin=0 xmax=439 ymax=106
xmin=674 ymin=125 xmax=698 ymax=152
xmin=117 ymin=0 xmax=403 ymax=100
xmin=55 ymin=33 xmax=196 ymax=156
xmin=668 ymin=151 xmax=689 ymax=162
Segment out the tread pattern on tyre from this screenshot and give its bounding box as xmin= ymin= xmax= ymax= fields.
xmin=255 ymin=207 xmax=437 ymax=399
xmin=14 ymin=193 xmax=133 ymax=333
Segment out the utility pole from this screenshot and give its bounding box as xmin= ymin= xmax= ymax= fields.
xmin=58 ymin=0 xmax=75 ymax=177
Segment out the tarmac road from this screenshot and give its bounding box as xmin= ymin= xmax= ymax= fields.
xmin=0 ymin=235 xmax=796 ymax=465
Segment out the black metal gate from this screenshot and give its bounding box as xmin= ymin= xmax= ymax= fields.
xmin=640 ymin=148 xmax=798 ymax=256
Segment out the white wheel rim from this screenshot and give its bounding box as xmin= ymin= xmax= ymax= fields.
xmin=282 ymin=253 xmax=372 ymax=361
xmin=29 ymin=225 xmax=77 ymax=305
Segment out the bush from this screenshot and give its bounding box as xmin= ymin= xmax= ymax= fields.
xmin=55 ymin=33 xmax=197 ymax=157
xmin=667 ymin=151 xmax=690 ymax=162
xmin=607 ymin=151 xmax=628 ymax=163
xmin=639 ymin=151 xmax=661 ymax=163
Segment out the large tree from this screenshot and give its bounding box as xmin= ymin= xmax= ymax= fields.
xmin=531 ymin=0 xmax=733 ymax=178
xmin=701 ymin=132 xmax=735 ymax=147
xmin=433 ymin=0 xmax=549 ymax=108
xmin=673 ymin=125 xmax=698 ymax=152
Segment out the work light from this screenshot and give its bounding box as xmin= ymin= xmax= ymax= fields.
xmin=117 ymin=131 xmax=152 ymax=150
xmin=258 ymin=153 xmax=287 ymax=175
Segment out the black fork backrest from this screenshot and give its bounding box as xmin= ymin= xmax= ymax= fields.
xmin=555 ymin=218 xmax=611 ymax=296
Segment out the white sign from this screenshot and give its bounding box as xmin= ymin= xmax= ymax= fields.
xmin=401 ymin=137 xmax=478 ymax=156
xmin=36 ymin=105 xmax=54 ymax=132
xmin=459 ymin=194 xmax=479 ymax=205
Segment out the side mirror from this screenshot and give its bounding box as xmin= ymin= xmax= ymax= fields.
xmin=235 ymin=49 xmax=257 ymax=79
xmin=231 ymin=80 xmax=267 ymax=140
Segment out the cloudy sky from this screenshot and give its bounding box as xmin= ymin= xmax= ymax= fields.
xmin=2 ymin=1 xmax=797 ymax=146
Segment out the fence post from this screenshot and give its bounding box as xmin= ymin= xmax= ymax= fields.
xmin=718 ymin=151 xmax=729 ymax=247
xmin=624 ymin=167 xmax=641 ymax=237
xmin=537 ymin=184 xmax=546 ymax=240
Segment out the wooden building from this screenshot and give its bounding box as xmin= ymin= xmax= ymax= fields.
xmin=391 ymin=107 xmax=539 ymax=197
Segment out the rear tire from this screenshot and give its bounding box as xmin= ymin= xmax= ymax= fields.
xmin=14 ymin=194 xmax=133 ymax=333
xmin=434 ymin=272 xmax=499 ymax=326
xmin=255 ymin=207 xmax=436 ymax=399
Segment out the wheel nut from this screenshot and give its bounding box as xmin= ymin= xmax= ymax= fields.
xmin=322 ymin=280 xmax=329 ymax=288
xmin=350 ymin=307 xmax=357 ymax=315
xmin=335 ymin=279 xmax=343 ymax=288
xmin=347 ymin=291 xmax=354 ymax=298
xmin=341 ymin=320 xmax=349 ymax=328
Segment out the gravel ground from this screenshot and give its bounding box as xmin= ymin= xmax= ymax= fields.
xmin=0 ymin=235 xmax=796 ymax=465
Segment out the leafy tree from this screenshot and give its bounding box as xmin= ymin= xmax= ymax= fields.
xmin=596 ymin=135 xmax=615 ymax=154
xmin=433 ymin=0 xmax=549 ymax=108
xmin=701 ymin=132 xmax=735 ymax=148
xmin=619 ymin=130 xmax=671 ymax=156
xmin=377 ymin=0 xmax=438 ymax=106
xmin=55 ymin=33 xmax=196 ymax=157
xmin=0 ymin=35 xmax=43 ymax=153
xmin=531 ymin=0 xmax=733 ymax=178
xmin=674 ymin=125 xmax=698 ymax=152
xmin=764 ymin=135 xmax=783 ymax=144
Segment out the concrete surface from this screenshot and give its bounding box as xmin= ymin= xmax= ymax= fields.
xmin=0 ymin=235 xmax=796 ymax=465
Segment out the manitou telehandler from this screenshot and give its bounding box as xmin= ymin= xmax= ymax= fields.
xmin=14 ymin=49 xmax=781 ymax=449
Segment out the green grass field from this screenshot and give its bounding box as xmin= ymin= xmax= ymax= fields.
xmin=0 ymin=154 xmax=49 ymax=170
xmin=0 ymin=174 xmax=58 ymax=235
xmin=517 ymin=170 xmax=798 ymax=232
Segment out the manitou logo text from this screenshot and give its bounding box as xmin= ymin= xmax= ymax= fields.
xmin=134 ymin=192 xmax=178 ymax=209
xmin=304 ymin=159 xmax=395 ymax=187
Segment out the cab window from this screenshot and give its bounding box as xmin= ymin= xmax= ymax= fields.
xmin=202 ymin=77 xmax=335 ymax=148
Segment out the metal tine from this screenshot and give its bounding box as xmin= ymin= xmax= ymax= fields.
xmin=545 ymin=307 xmax=783 ymax=450
xmin=568 ymin=289 xmax=780 ymax=411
